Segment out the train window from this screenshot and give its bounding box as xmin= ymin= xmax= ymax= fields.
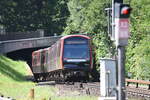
xmin=63 ymin=37 xmax=90 ymax=59
xmin=32 ymin=54 xmax=39 ymax=66
xmin=32 ymin=56 xmax=37 ymax=66
xmin=41 ymin=52 xmax=45 ymax=65
xmin=45 ymin=52 xmax=48 ymax=64
xmin=63 ymin=44 xmax=89 ymax=59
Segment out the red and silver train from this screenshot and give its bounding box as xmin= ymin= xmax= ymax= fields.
xmin=31 ymin=35 xmax=93 ymax=82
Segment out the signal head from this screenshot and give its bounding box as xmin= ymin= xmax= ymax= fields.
xmin=121 ymin=6 xmax=132 ymax=15
xmin=115 ymin=3 xmax=132 ymax=18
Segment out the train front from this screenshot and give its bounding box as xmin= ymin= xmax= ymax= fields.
xmin=62 ymin=35 xmax=92 ymax=72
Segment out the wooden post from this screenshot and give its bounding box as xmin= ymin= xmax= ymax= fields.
xmin=29 ymin=88 xmax=34 ymax=100
xmin=136 ymin=78 xmax=138 ymax=88
xmin=127 ymin=81 xmax=129 ymax=86
xmin=148 ymin=80 xmax=150 ymax=90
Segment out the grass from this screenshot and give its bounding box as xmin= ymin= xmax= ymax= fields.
xmin=0 ymin=55 xmax=56 ymax=100
xmin=0 ymin=55 xmax=98 ymax=100
xmin=0 ymin=82 xmax=57 ymax=100
xmin=0 ymin=56 xmax=27 ymax=83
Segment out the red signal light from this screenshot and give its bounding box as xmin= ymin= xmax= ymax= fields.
xmin=121 ymin=7 xmax=130 ymax=15
xmin=122 ymin=9 xmax=129 ymax=14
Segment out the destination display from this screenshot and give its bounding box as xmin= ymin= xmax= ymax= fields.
xmin=65 ymin=40 xmax=87 ymax=44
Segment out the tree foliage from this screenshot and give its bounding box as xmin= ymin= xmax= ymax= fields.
xmin=129 ymin=36 xmax=150 ymax=79
xmin=0 ymin=0 xmax=69 ymax=35
xmin=63 ymin=0 xmax=114 ymax=69
xmin=126 ymin=0 xmax=150 ymax=79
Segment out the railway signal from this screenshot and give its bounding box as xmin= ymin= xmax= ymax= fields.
xmin=114 ymin=3 xmax=131 ymax=46
xmin=103 ymin=1 xmax=132 ymax=100
xmin=114 ymin=3 xmax=132 ymax=100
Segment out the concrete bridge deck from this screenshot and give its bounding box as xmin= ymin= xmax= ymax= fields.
xmin=0 ymin=36 xmax=61 ymax=54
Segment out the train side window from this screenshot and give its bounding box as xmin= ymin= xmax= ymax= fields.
xmin=33 ymin=55 xmax=38 ymax=66
xmin=42 ymin=50 xmax=49 ymax=65
xmin=38 ymin=54 xmax=40 ymax=66
xmin=41 ymin=52 xmax=45 ymax=65
xmin=45 ymin=52 xmax=48 ymax=64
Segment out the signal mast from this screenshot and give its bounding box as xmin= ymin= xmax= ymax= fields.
xmin=106 ymin=0 xmax=132 ymax=100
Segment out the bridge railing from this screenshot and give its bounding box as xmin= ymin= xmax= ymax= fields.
xmin=0 ymin=29 xmax=44 ymax=41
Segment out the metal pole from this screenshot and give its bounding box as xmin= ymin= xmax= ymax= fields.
xmin=117 ymin=46 xmax=126 ymax=100
xmin=112 ymin=1 xmax=124 ymax=100
xmin=112 ymin=0 xmax=115 ymax=40
xmin=105 ymin=8 xmax=112 ymax=37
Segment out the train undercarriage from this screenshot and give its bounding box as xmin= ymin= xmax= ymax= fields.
xmin=34 ymin=70 xmax=90 ymax=83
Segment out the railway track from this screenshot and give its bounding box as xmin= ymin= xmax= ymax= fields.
xmin=55 ymin=82 xmax=100 ymax=96
xmin=37 ymin=81 xmax=150 ymax=99
xmin=126 ymin=86 xmax=150 ymax=99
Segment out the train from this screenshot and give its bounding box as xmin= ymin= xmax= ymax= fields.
xmin=31 ymin=35 xmax=93 ymax=82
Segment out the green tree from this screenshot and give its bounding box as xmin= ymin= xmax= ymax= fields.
xmin=64 ymin=0 xmax=114 ymax=69
xmin=126 ymin=0 xmax=150 ymax=79
xmin=0 ymin=0 xmax=69 ymax=35
xmin=128 ymin=36 xmax=150 ymax=80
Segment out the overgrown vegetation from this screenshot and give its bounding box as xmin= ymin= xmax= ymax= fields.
xmin=0 ymin=56 xmax=28 ymax=82
xmin=0 ymin=0 xmax=149 ymax=79
xmin=126 ymin=0 xmax=150 ymax=80
xmin=0 ymin=56 xmax=56 ymax=100
xmin=0 ymin=0 xmax=69 ymax=35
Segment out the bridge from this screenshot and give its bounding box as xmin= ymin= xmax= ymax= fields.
xmin=0 ymin=36 xmax=61 ymax=54
xmin=0 ymin=29 xmax=61 ymax=54
xmin=0 ymin=30 xmax=62 ymax=66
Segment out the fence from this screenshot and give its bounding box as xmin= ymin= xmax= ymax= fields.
xmin=126 ymin=79 xmax=150 ymax=89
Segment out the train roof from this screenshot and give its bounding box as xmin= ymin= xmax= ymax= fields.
xmin=61 ymin=35 xmax=90 ymax=40
xmin=32 ymin=49 xmax=43 ymax=54
xmin=43 ymin=47 xmax=50 ymax=51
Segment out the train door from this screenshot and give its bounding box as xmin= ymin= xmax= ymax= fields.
xmin=32 ymin=50 xmax=42 ymax=73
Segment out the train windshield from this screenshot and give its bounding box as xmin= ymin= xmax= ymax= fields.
xmin=63 ymin=37 xmax=90 ymax=59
